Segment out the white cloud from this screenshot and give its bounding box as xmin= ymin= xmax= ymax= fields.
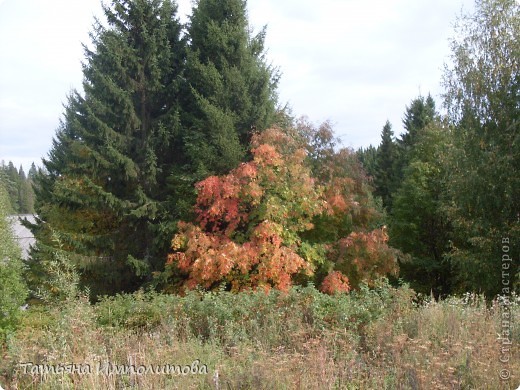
xmin=0 ymin=0 xmax=474 ymax=172
xmin=249 ymin=0 xmax=474 ymax=145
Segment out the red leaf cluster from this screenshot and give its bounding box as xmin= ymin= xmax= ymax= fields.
xmin=195 ymin=162 xmax=259 ymax=236
xmin=320 ymin=271 xmax=351 ymax=295
xmin=167 ymin=220 xmax=311 ymax=292
xmin=333 ymin=226 xmax=398 ymax=287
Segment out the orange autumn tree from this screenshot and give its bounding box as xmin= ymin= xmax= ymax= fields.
xmin=295 ymin=119 xmax=399 ymax=291
xmin=165 ymin=128 xmax=326 ymax=292
xmin=165 ymin=125 xmax=399 ymax=294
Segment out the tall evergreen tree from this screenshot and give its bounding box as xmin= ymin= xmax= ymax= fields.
xmin=374 ymin=121 xmax=396 ymax=210
xmin=181 ymin=0 xmax=279 ymax=177
xmin=390 ymin=121 xmax=453 ymax=297
xmin=3 ymin=162 xmax=20 ymax=213
xmin=401 ymin=94 xmax=436 ymax=148
xmin=28 ymin=163 xmax=38 ymax=180
xmin=442 ymin=0 xmax=519 ymax=295
xmin=17 ymin=165 xmax=35 ymax=214
xmin=30 ymin=0 xmax=185 ymax=297
xmin=395 ymin=94 xmax=436 ymax=183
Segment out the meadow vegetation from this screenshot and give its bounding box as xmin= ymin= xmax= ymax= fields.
xmin=1 ymin=281 xmax=518 ymax=389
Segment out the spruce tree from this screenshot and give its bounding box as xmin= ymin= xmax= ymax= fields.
xmin=30 ymin=0 xmax=185 ymax=297
xmin=356 ymin=145 xmax=378 ymax=179
xmin=373 ymin=121 xmax=396 ymax=210
xmin=181 ymin=0 xmax=279 ymax=177
xmin=400 ymin=94 xmax=436 ymax=148
xmin=0 ymin=163 xmax=35 ymax=214
xmin=17 ymin=166 xmax=35 ymax=214
xmin=3 ymin=162 xmax=20 ymax=213
xmin=28 ymin=163 xmax=38 ymax=180
xmin=395 ymin=95 xmax=436 ymax=183
xmin=390 ymin=121 xmax=453 ymax=297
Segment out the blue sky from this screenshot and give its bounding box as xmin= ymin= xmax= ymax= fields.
xmin=0 ymin=0 xmax=474 ymax=171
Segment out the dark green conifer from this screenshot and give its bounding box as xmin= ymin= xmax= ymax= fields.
xmin=395 ymin=94 xmax=436 ymax=183
xmin=181 ymin=0 xmax=279 ymax=177
xmin=356 ymin=145 xmax=378 ymax=179
xmin=31 ymin=0 xmax=185 ymax=297
xmin=390 ymin=121 xmax=453 ymax=297
xmin=373 ymin=121 xmax=396 ymax=210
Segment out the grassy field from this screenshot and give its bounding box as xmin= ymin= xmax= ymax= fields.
xmin=1 ymin=281 xmax=518 ymax=389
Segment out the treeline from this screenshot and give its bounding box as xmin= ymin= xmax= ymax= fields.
xmin=0 ymin=178 xmax=28 ymax=340
xmin=357 ymin=0 xmax=519 ymax=297
xmin=19 ymin=0 xmax=519 ymax=300
xmin=0 ymin=161 xmax=36 ymax=214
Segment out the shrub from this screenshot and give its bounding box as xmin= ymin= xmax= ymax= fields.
xmin=36 ymin=231 xmax=82 ymax=304
xmin=96 ymin=289 xmax=168 ymax=332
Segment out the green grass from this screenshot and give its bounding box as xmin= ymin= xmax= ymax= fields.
xmin=1 ymin=282 xmax=518 ymax=389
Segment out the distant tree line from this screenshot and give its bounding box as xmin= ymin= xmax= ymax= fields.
xmin=0 ymin=178 xmax=28 ymax=341
xmin=0 ymin=161 xmax=37 ymax=214
xmin=356 ymin=0 xmax=519 ymax=297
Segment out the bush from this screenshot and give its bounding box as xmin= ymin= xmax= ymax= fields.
xmin=94 ymin=278 xmax=414 ymax=348
xmin=36 ymin=231 xmax=83 ymax=304
xmin=96 ymin=289 xmax=173 ymax=332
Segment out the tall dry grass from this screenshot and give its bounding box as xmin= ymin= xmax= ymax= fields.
xmin=0 ymin=284 xmax=518 ymax=389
